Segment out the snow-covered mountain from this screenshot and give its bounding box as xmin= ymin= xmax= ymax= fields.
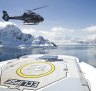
xmin=32 ymin=36 xmax=57 ymax=47
xmin=0 ymin=24 xmax=34 ymax=47
xmin=0 ymin=23 xmax=56 ymax=48
xmin=71 ymin=34 xmax=96 ymax=45
xmin=56 ymin=38 xmax=96 ymax=45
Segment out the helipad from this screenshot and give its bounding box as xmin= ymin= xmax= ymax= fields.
xmin=0 ymin=57 xmax=67 ymax=91
xmin=16 ymin=62 xmax=55 ymax=78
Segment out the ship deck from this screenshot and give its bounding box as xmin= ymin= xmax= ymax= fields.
xmin=0 ymin=55 xmax=90 ymax=91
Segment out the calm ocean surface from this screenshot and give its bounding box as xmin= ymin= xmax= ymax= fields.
xmin=0 ymin=45 xmax=96 ymax=67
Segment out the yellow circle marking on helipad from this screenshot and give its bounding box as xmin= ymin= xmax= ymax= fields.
xmin=16 ymin=62 xmax=55 ymax=78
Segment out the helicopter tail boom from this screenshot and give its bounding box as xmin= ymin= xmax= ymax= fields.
xmin=2 ymin=11 xmax=9 ymax=21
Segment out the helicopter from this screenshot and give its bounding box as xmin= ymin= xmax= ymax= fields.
xmin=2 ymin=6 xmax=47 ymax=25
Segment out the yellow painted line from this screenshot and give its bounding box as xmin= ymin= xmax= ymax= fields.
xmin=16 ymin=62 xmax=55 ymax=78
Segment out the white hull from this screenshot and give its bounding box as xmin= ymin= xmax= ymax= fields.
xmin=79 ymin=62 xmax=96 ymax=91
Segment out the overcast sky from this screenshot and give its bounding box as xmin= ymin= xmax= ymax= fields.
xmin=0 ymin=0 xmax=96 ymax=43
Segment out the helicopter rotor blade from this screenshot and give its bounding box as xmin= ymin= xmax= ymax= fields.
xmin=32 ymin=5 xmax=48 ymax=11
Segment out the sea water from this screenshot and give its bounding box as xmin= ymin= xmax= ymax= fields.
xmin=0 ymin=45 xmax=96 ymax=67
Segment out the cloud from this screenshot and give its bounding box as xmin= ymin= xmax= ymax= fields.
xmin=52 ymin=27 xmax=65 ymax=32
xmin=22 ymin=28 xmax=45 ymax=38
xmin=86 ymin=34 xmax=96 ymax=41
xmin=22 ymin=27 xmax=96 ymax=45
xmin=22 ymin=26 xmax=75 ymax=43
xmin=0 ymin=22 xmax=16 ymax=29
xmin=83 ymin=26 xmax=96 ymax=32
xmin=52 ymin=27 xmax=74 ymax=32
